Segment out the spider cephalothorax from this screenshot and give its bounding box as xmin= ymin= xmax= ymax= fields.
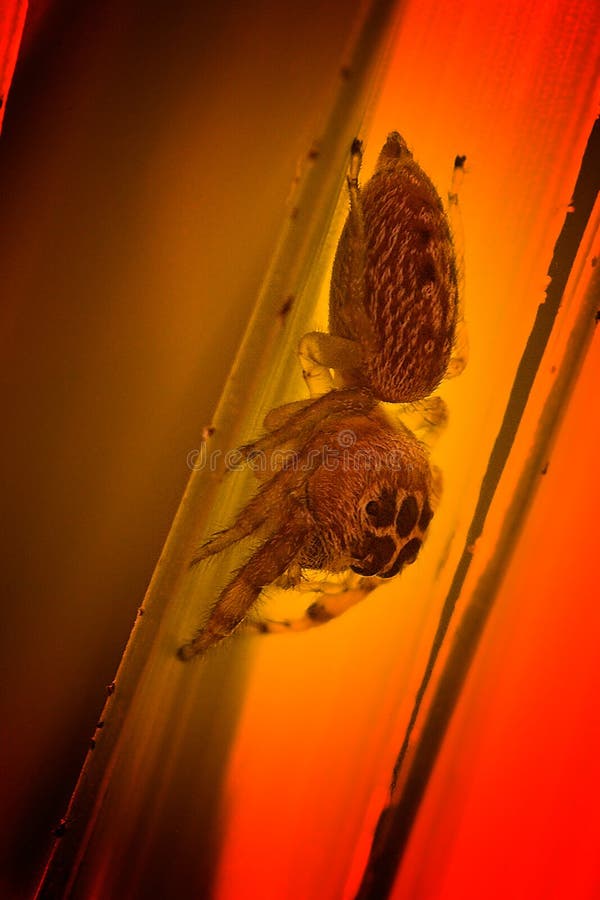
xmin=297 ymin=412 xmax=435 ymax=578
xmin=178 ymin=132 xmax=466 ymax=660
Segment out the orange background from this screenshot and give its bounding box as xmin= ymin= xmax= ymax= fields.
xmin=1 ymin=1 xmax=599 ymax=898
xmin=211 ymin=4 xmax=600 ymax=899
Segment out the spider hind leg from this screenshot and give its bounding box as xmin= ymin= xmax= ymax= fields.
xmin=250 ymin=573 xmax=376 ymax=634
xmin=446 ymin=153 xmax=469 ymax=378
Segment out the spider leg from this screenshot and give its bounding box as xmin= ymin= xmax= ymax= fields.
xmin=273 ymin=560 xmax=303 ymax=589
xmin=263 ymin=399 xmax=313 ymax=432
xmin=300 ymin=137 xmax=379 ymax=403
xmin=446 ymin=154 xmax=469 ymax=378
xmin=179 ymin=516 xmax=312 ymax=659
xmin=274 ymin=570 xmax=362 ymax=593
xmin=190 ymin=465 xmax=309 ymax=565
xmin=329 ymin=137 xmax=379 ymax=367
xmin=392 ymin=395 xmax=449 ymax=449
xmin=239 ymin=387 xmax=376 ymax=461
xmin=250 ymin=575 xmax=376 ymax=634
xmin=270 ymin=139 xmax=373 ymax=406
xmin=298 ymin=332 xmax=364 ymax=397
xmin=430 ymin=463 xmax=443 ymax=507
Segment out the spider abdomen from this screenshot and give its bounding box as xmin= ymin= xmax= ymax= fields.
xmin=329 ymin=132 xmax=458 ymax=403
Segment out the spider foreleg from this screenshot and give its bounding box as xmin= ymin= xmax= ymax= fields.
xmin=190 ymin=467 xmax=307 ymax=566
xmin=179 ymin=518 xmax=312 ymax=659
xmin=238 ymin=387 xmax=376 ymax=461
xmin=263 ymin=399 xmax=313 ymax=432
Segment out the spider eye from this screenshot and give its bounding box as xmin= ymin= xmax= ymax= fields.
xmin=419 ymin=498 xmax=434 ymax=531
xmin=364 ymin=490 xmax=396 ymax=528
xmin=350 ymin=534 xmax=396 ymax=576
xmin=380 ymin=538 xmax=423 ymax=578
xmin=395 ymin=495 xmax=419 ymax=537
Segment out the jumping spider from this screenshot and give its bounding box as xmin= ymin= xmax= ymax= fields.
xmin=178 ymin=132 xmax=467 ymax=660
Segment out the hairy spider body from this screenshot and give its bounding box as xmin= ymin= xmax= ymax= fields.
xmin=178 ymin=133 xmax=466 ymax=660
xmin=292 ymin=411 xmax=435 ymax=576
xmin=329 ymin=133 xmax=458 ymax=402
